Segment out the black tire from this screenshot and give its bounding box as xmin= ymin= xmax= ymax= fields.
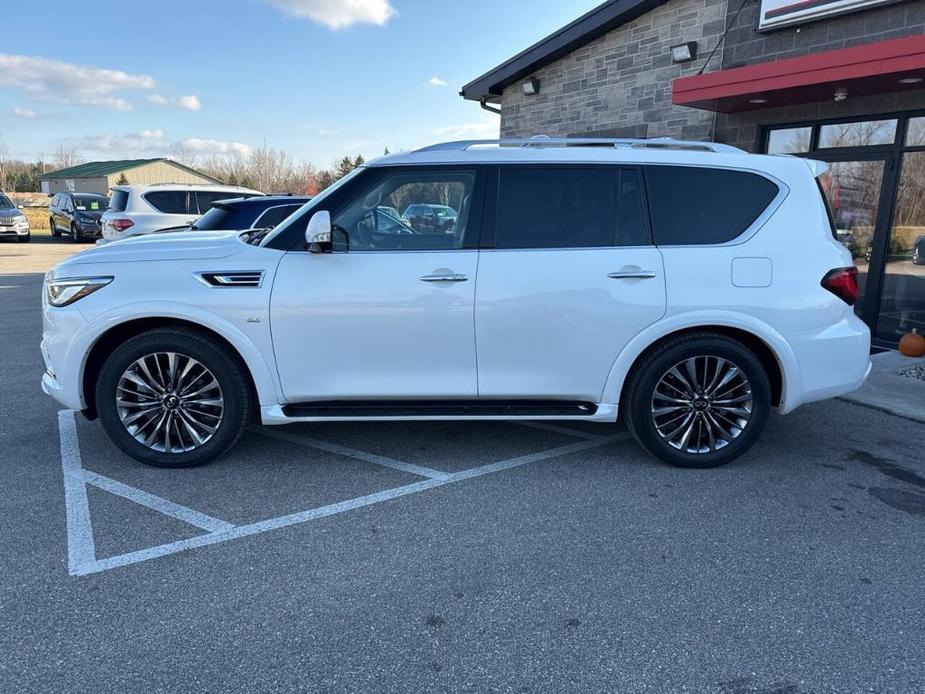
xmin=623 ymin=332 xmax=771 ymax=469
xmin=70 ymin=223 xmax=82 ymax=243
xmin=95 ymin=328 xmax=252 ymax=468
xmin=17 ymin=233 xmax=30 ymax=243
xmin=50 ymin=218 xmax=59 ymax=237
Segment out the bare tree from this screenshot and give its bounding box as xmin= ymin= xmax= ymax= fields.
xmin=52 ymin=144 xmax=83 ymax=171
xmin=0 ymin=136 xmax=10 ymax=190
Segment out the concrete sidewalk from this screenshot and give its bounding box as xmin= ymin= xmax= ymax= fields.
xmin=840 ymin=349 xmax=925 ymax=423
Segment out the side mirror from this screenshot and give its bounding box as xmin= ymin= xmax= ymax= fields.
xmin=305 ymin=210 xmax=332 ymax=253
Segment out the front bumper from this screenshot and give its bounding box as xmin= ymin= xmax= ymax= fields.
xmin=0 ymin=226 xmax=30 ymax=237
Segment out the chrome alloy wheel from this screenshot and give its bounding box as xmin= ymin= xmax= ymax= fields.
xmin=116 ymin=352 xmax=224 ymax=454
xmin=650 ymin=356 xmax=753 ymax=454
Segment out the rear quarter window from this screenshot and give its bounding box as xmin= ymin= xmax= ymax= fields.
xmin=645 ymin=166 xmax=779 ymax=245
xmin=109 ymin=190 xmax=129 ymax=212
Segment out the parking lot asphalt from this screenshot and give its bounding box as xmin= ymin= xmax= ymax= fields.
xmin=2 ymin=268 xmax=925 ymax=693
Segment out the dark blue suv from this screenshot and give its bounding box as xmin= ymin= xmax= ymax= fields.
xmin=157 ymin=195 xmax=311 ymax=235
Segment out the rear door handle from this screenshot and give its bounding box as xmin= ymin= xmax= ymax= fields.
xmin=420 ymin=273 xmax=468 ymax=282
xmin=608 ymin=270 xmax=657 ymax=280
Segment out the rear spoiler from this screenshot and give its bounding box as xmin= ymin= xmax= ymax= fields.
xmin=805 ymin=159 xmax=829 ymax=178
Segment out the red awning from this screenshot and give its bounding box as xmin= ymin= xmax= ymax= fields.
xmin=673 ymin=34 xmax=925 ymax=112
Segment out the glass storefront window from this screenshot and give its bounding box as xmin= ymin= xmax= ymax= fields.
xmin=819 ymin=160 xmax=886 ymax=319
xmin=906 ymin=117 xmax=925 ymax=146
xmin=875 ymin=151 xmax=925 ymax=343
xmin=818 ymin=119 xmax=898 ymax=148
xmin=766 ymin=127 xmax=811 ymax=154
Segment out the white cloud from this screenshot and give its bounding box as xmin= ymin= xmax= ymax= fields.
xmin=176 ymin=138 xmax=252 ymax=158
xmin=315 ymin=127 xmax=339 ymax=137
xmin=147 ymin=93 xmax=202 ymax=111
xmin=434 ymin=115 xmax=500 ymax=141
xmin=428 ymin=77 xmax=448 ymax=87
xmin=78 ymin=130 xmax=252 ymax=159
xmin=264 ymin=0 xmax=396 ymax=29
xmin=12 ymin=107 xmax=35 ymax=118
xmin=0 ymin=54 xmax=154 ymax=111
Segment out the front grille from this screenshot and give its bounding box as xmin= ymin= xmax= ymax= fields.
xmin=0 ymin=216 xmax=17 ymax=225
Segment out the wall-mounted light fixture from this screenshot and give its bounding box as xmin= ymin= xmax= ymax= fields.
xmin=670 ymin=42 xmax=698 ymax=64
xmin=834 ymin=87 xmax=848 ymax=102
xmin=899 ymin=76 xmax=923 ymax=85
xmin=522 ymin=78 xmax=540 ymax=96
xmin=748 ymin=97 xmax=768 ymax=105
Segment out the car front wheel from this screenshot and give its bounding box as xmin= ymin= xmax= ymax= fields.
xmin=623 ymin=333 xmax=771 ymax=468
xmin=96 ymin=328 xmax=252 ymax=468
xmin=50 ymin=218 xmax=59 ymax=237
xmin=70 ymin=223 xmax=82 ymax=243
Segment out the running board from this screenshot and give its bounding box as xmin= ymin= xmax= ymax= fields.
xmin=281 ymin=400 xmax=598 ymax=418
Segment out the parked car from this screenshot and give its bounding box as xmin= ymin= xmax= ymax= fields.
xmin=100 ymin=184 xmax=263 ymax=241
xmin=41 ymin=137 xmax=872 ymax=470
xmin=401 ymin=203 xmax=457 ymax=233
xmin=49 ymin=192 xmax=109 ymax=242
xmin=155 ymin=195 xmax=312 ymax=236
xmin=913 ymin=235 xmax=925 ymax=265
xmin=0 ymin=191 xmax=29 ymax=242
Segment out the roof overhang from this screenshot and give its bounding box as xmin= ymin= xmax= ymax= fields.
xmin=461 ymin=0 xmax=668 ymax=102
xmin=673 ymin=34 xmax=925 ymax=113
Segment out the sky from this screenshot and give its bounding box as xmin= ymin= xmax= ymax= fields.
xmin=0 ymin=0 xmax=602 ymax=168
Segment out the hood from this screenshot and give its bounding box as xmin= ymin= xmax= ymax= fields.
xmin=76 ymin=210 xmax=104 ymax=221
xmin=59 ymin=229 xmax=247 ymax=269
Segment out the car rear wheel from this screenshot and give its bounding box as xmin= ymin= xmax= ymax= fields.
xmin=623 ymin=333 xmax=771 ymax=468
xmin=96 ymin=328 xmax=252 ymax=468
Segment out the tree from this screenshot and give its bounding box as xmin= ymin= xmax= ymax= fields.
xmin=52 ymin=145 xmax=83 ymax=171
xmin=116 ymin=172 xmax=130 ymax=185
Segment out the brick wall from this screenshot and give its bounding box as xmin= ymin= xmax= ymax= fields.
xmin=714 ymin=0 xmax=925 ymax=150
xmin=499 ymin=0 xmax=730 ymax=141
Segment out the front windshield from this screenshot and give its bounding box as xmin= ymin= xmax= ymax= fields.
xmin=74 ymin=196 xmax=108 ymax=212
xmin=0 ymin=194 xmax=13 ymax=209
xmin=259 ymin=167 xmax=365 ymax=247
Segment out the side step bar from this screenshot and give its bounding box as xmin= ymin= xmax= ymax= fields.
xmin=281 ymin=400 xmax=598 ymax=418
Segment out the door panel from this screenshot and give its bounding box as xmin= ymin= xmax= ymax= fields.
xmin=475 ymin=248 xmax=665 ymax=400
xmin=271 ymin=250 xmax=479 ymax=401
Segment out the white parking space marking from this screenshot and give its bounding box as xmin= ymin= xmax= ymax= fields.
xmin=59 ymin=410 xmax=96 ymax=574
xmin=59 ymin=411 xmax=632 ymax=577
xmin=83 ymin=470 xmax=235 ymax=533
xmin=253 ymin=426 xmax=450 ymax=480
xmin=512 ymin=420 xmax=609 ymax=440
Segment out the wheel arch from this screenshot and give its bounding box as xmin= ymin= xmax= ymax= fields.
xmin=81 ymin=317 xmax=266 ymax=419
xmin=603 ymin=315 xmax=800 ymax=415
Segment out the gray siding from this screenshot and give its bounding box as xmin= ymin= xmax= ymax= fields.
xmin=499 ymin=0 xmax=729 ymax=141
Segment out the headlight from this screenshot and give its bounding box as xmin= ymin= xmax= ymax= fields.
xmin=14 ymin=213 xmax=28 ymax=229
xmin=45 ymin=276 xmax=113 ymax=307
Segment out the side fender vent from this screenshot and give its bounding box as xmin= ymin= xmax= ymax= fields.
xmin=197 ymin=271 xmax=264 ymax=288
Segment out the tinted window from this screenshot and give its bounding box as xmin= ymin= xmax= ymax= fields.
xmin=144 ymin=191 xmax=189 ymax=214
xmin=193 ymin=191 xmax=251 ymax=214
xmin=332 ymin=170 xmax=474 ymax=251
xmin=495 ymin=167 xmax=647 ymax=249
xmin=253 ymin=204 xmax=300 ymax=229
xmin=109 ymin=190 xmax=129 ymax=213
xmin=193 ymin=206 xmax=235 ymax=231
xmin=645 ymin=166 xmax=779 ymax=245
xmin=0 ymin=193 xmax=13 ymax=208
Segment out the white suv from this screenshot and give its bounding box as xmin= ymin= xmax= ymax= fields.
xmin=41 ymin=138 xmax=871 ymax=469
xmin=100 ymin=183 xmax=263 ymax=241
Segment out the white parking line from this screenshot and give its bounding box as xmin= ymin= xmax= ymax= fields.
xmin=252 ymin=426 xmax=450 ymax=480
xmin=59 ymin=411 xmax=632 ymax=576
xmin=83 ymin=470 xmax=235 ymax=533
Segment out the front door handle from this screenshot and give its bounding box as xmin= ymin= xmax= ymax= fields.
xmin=420 ymin=273 xmax=468 ymax=282
xmin=608 ymin=270 xmax=657 ymax=280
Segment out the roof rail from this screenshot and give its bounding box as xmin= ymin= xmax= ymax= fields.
xmin=414 ymin=136 xmax=746 ymax=154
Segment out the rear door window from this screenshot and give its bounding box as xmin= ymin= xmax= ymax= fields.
xmin=645 ymin=166 xmax=779 ymax=245
xmin=494 ymin=166 xmax=648 ymax=249
xmin=144 ymin=190 xmax=190 ymax=214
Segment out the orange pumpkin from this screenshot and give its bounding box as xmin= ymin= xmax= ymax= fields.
xmin=898 ymin=329 xmax=925 ymax=358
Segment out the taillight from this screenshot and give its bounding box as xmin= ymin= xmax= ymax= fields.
xmin=109 ymin=218 xmax=134 ymax=231
xmin=821 ymin=266 xmax=858 ymax=306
